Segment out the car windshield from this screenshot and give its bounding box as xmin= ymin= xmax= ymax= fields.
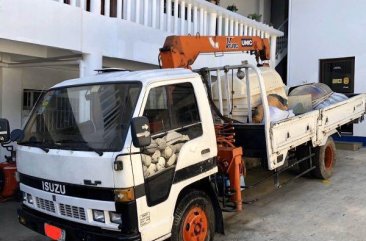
xmin=20 ymin=82 xmax=141 ymax=152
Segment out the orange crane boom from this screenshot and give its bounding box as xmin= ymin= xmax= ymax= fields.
xmin=159 ymin=35 xmax=270 ymax=69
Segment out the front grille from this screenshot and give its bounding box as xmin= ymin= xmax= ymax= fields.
xmin=36 ymin=197 xmax=56 ymax=213
xmin=59 ymin=203 xmax=86 ymax=221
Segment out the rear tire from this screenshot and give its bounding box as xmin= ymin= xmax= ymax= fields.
xmin=313 ymin=137 xmax=336 ymax=179
xmin=171 ymin=190 xmax=215 ymax=241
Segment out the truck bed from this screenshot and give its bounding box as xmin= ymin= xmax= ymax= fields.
xmin=234 ymin=94 xmax=366 ymax=170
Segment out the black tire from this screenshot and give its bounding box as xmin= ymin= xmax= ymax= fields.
xmin=313 ymin=137 xmax=336 ymax=179
xmin=171 ymin=190 xmax=215 ymax=241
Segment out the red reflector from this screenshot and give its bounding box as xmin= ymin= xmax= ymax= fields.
xmin=44 ymin=223 xmax=65 ymax=241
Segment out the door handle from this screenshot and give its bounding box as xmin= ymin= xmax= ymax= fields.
xmin=201 ymin=148 xmax=210 ymax=155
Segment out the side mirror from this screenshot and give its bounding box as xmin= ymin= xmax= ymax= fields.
xmin=0 ymin=119 xmax=10 ymax=143
xmin=10 ymin=129 xmax=25 ymax=142
xmin=131 ymin=117 xmax=151 ymax=148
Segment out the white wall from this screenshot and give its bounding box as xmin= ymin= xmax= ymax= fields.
xmin=0 ymin=0 xmax=166 ymax=66
xmin=288 ymin=0 xmax=366 ymax=136
xmin=220 ymin=0 xmax=271 ymax=23
xmin=0 ymin=66 xmax=78 ymax=129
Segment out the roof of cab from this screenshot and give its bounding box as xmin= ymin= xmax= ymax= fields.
xmin=52 ymin=68 xmax=198 ymax=89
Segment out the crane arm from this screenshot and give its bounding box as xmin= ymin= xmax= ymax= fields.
xmin=159 ymin=35 xmax=270 ymax=69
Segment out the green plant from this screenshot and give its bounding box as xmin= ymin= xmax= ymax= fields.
xmin=248 ymin=13 xmax=262 ymax=22
xmin=227 ymin=4 xmax=238 ymax=12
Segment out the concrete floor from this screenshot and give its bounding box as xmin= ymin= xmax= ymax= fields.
xmin=1 ymin=148 xmax=366 ymax=241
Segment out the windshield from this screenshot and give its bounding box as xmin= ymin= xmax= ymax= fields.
xmin=21 ymin=82 xmax=141 ymax=152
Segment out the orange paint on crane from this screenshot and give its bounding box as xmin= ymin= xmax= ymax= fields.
xmin=159 ymin=35 xmax=270 ymax=69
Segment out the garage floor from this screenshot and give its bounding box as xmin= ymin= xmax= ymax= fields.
xmin=1 ymin=148 xmax=366 ymax=241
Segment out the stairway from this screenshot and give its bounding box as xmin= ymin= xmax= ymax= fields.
xmin=275 ymin=19 xmax=288 ymax=67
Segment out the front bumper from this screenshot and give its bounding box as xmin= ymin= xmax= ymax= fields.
xmin=18 ymin=205 xmax=141 ymax=241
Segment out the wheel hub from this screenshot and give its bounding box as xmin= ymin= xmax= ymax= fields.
xmin=324 ymin=145 xmax=334 ymax=169
xmin=183 ymin=207 xmax=208 ymax=241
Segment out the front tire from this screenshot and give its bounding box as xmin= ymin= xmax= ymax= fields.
xmin=171 ymin=190 xmax=215 ymax=241
xmin=313 ymin=137 xmax=336 ymax=179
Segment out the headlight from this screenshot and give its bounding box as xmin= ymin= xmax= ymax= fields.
xmin=27 ymin=193 xmax=33 ymax=204
xmin=109 ymin=212 xmax=122 ymax=225
xmin=22 ymin=192 xmax=27 ymax=202
xmin=92 ymin=210 xmax=105 ymax=223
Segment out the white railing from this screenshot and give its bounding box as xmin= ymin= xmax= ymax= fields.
xmin=53 ymin=0 xmax=282 ymax=37
xmin=53 ymin=0 xmax=283 ymax=66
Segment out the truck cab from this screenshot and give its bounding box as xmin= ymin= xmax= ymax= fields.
xmin=12 ymin=68 xmax=218 ymax=241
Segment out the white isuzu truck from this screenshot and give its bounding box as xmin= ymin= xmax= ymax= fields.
xmin=0 ymin=36 xmax=364 ymax=241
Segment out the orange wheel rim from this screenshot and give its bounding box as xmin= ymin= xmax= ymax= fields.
xmin=182 ymin=207 xmax=208 ymax=241
xmin=324 ymin=145 xmax=333 ymax=169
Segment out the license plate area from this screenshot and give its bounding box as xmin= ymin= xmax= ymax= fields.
xmin=44 ymin=223 xmax=66 ymax=241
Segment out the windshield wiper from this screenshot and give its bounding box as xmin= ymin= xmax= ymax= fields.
xmin=18 ymin=141 xmax=50 ymax=153
xmin=54 ymin=139 xmax=103 ymax=156
xmin=85 ymin=146 xmax=103 ymax=156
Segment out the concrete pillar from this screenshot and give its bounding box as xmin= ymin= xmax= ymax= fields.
xmin=199 ymin=8 xmax=204 ymax=34
xmin=239 ymin=23 xmax=244 ymax=35
xmin=187 ymin=4 xmax=192 ymax=34
xmin=160 ymin=0 xmax=165 ymax=30
xmin=234 ymin=21 xmax=239 ymax=36
xmin=208 ymin=12 xmax=217 ymax=36
xmin=143 ymin=0 xmax=149 ymax=26
xmin=270 ymin=35 xmax=277 ymax=68
xmin=135 ymin=0 xmax=141 ymax=24
xmin=193 ymin=6 xmax=198 ymax=34
xmin=82 ymin=53 xmax=103 ymax=77
xmin=126 ymin=0 xmax=132 ymax=20
xmin=229 ymin=19 xmax=234 ymax=35
xmin=90 ymin=0 xmax=101 ymax=14
xmin=0 ymin=67 xmax=23 ymax=161
xmin=80 ymin=0 xmax=86 ymax=10
xmin=117 ymin=0 xmax=123 ymax=18
xmin=167 ymin=0 xmax=172 ymax=32
xmin=217 ymin=15 xmax=222 ymax=36
xmin=180 ymin=1 xmax=186 ymax=34
xmin=203 ymin=11 xmax=208 ymax=35
xmin=152 ymin=0 xmax=157 ymax=28
xmin=105 ymin=0 xmax=110 ymax=17
xmin=1 ymin=68 xmax=22 ymax=130
xmin=224 ymin=17 xmax=229 ymax=36
xmin=174 ymin=0 xmax=179 ymax=34
xmin=258 ymin=0 xmax=264 ymax=22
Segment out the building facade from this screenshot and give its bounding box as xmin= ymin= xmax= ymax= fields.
xmin=287 ymin=0 xmax=366 ymax=137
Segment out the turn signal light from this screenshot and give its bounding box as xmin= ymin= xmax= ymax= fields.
xmin=114 ymin=188 xmax=135 ymax=202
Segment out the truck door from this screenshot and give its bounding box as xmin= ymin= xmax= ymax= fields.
xmin=141 ymin=82 xmax=203 ymax=205
xmin=133 ymin=80 xmax=213 ymax=240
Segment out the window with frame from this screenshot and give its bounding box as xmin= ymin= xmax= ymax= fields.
xmin=23 ymin=89 xmax=44 ymax=111
xmin=143 ymin=82 xmax=202 ymax=139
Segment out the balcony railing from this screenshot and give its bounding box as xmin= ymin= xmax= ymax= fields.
xmin=53 ymin=0 xmax=282 ymax=38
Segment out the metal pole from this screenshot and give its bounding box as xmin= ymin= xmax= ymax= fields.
xmin=245 ymin=66 xmax=252 ymax=122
